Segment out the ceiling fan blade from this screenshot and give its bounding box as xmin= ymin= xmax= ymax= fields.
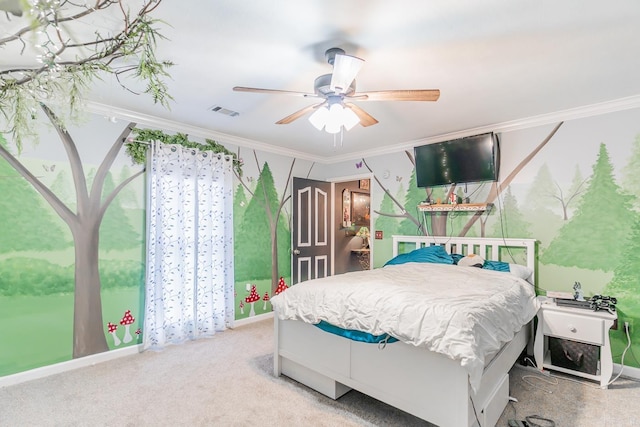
xmin=233 ymin=86 xmax=316 ymax=97
xmin=276 ymin=102 xmax=326 ymax=125
xmin=344 ymin=103 xmax=379 ymax=127
xmin=356 ymin=89 xmax=440 ymax=102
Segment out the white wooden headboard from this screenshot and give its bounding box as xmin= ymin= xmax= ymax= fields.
xmin=392 ymin=235 xmax=538 ymax=285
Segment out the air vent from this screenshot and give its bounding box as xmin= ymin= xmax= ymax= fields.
xmin=208 ymin=105 xmax=239 ymax=117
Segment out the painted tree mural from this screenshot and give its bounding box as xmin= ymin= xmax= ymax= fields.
xmin=366 ymin=155 xmax=423 ymax=238
xmin=459 ymin=122 xmax=564 ymax=237
xmin=0 ymin=105 xmax=142 ymax=358
xmin=605 ymin=216 xmax=640 ymax=298
xmin=398 ymin=166 xmax=429 ymax=235
xmin=117 ymin=165 xmax=142 ymax=210
xmin=489 ymin=186 xmax=532 ymax=238
xmin=50 ymin=168 xmax=76 ymax=211
xmin=604 ymin=215 xmax=640 ymax=356
xmin=98 ymin=171 xmax=141 ymax=252
xmin=0 ymin=136 xmax=69 ymax=252
xmin=374 ymin=191 xmax=400 ymax=237
xmin=522 ymin=163 xmax=563 ymax=245
xmin=558 ymin=165 xmax=588 ymax=220
xmin=541 ymin=143 xmax=638 ymax=271
xmin=234 ymin=160 xmax=292 ymax=291
xmin=622 ymin=134 xmax=640 ymax=210
xmin=234 ymin=184 xmax=248 ymax=226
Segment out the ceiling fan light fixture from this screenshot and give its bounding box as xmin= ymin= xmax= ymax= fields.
xmin=308 ymin=102 xmax=361 ymax=134
xmin=329 ymin=54 xmax=364 ymax=94
xmin=342 ymin=106 xmax=360 ymax=131
xmin=308 ymin=106 xmax=329 ymax=130
xmin=325 ymin=104 xmax=344 ymax=134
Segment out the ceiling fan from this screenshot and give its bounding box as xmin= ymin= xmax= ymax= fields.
xmin=233 ymin=47 xmax=440 ymax=133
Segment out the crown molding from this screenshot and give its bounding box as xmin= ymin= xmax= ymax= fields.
xmin=88 ymin=95 xmax=640 ymax=165
xmin=327 ymin=95 xmax=640 ymax=164
xmin=85 ymin=101 xmax=322 ymax=163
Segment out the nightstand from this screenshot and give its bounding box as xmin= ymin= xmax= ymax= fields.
xmin=534 ymin=297 xmax=617 ymax=388
xmin=351 ymin=248 xmax=370 ymax=270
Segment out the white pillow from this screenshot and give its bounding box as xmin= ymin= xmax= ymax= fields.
xmin=458 ymin=254 xmax=485 ymax=268
xmin=508 ymin=263 xmax=533 ymax=282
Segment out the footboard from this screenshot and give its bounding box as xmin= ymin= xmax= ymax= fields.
xmin=274 ymin=316 xmax=527 ymax=427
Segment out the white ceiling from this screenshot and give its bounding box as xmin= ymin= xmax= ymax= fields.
xmin=6 ymin=1 xmax=640 ymax=162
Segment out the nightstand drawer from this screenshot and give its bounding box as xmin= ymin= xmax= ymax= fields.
xmin=542 ymin=311 xmax=604 ymax=345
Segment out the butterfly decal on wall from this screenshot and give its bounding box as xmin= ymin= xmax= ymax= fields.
xmin=355 ymin=161 xmax=363 ymax=169
xmin=396 ymin=176 xmax=403 ymax=182
xmin=42 ymin=164 xmax=56 ymax=172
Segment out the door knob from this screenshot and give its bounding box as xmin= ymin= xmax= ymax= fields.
xmin=292 ymin=249 xmax=301 ymax=255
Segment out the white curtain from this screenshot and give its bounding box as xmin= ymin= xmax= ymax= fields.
xmin=143 ymin=141 xmax=234 ymax=350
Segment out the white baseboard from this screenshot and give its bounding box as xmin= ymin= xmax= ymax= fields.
xmin=1 ymin=312 xmax=275 ymax=389
xmin=613 ymin=363 xmax=640 ymax=381
xmin=233 ymin=311 xmax=273 ymax=327
xmin=0 ymin=344 xmax=143 ymax=389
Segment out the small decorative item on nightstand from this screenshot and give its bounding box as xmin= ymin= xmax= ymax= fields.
xmin=533 ymin=296 xmax=618 ymax=388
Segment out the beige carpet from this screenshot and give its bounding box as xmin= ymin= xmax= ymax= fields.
xmin=1 ymin=318 xmax=638 ymax=426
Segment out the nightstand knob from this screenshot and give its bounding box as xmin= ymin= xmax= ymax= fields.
xmin=568 ymin=325 xmax=577 ymax=333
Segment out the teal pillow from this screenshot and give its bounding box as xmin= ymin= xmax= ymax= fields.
xmin=482 ymin=259 xmax=511 ymax=273
xmin=384 ymin=245 xmax=453 ymax=267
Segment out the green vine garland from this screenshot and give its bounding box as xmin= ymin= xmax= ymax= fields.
xmin=125 ymin=128 xmax=243 ymax=176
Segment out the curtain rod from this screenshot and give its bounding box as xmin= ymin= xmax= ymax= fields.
xmin=123 ymin=138 xmax=151 ymax=145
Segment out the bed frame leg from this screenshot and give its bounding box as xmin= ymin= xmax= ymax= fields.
xmin=273 ymin=316 xmax=282 ymax=376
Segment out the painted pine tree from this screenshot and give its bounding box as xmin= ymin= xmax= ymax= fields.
xmin=490 ymin=186 xmax=532 ymax=238
xmin=541 ymin=143 xmax=636 ymax=271
xmin=235 ymin=162 xmax=290 ymax=283
xmin=50 ymin=169 xmax=76 ymax=212
xmin=605 ymin=216 xmax=640 ymax=298
xmin=398 ymin=167 xmax=427 ymax=235
xmin=522 ymin=163 xmax=563 ymax=246
xmin=98 ymin=171 xmax=140 ymax=252
xmin=233 ymin=184 xmax=248 ymax=227
xmin=562 ymin=164 xmax=587 ymax=219
xmin=374 ymin=191 xmax=400 ymax=237
xmin=621 ymin=134 xmax=640 ymax=210
xmin=0 ymin=136 xmax=69 ymax=253
xmin=117 ymin=165 xmax=141 ymax=210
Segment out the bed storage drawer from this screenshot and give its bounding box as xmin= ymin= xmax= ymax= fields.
xmin=481 ymin=374 xmax=508 ymax=427
xmin=350 ymin=340 xmax=468 ymax=427
xmin=278 ymin=319 xmax=350 ymax=377
xmin=541 ymin=310 xmax=604 ymax=345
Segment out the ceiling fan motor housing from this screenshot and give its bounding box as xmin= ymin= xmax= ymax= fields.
xmin=325 ymin=47 xmax=346 ymax=65
xmin=314 ymin=74 xmax=355 ymax=97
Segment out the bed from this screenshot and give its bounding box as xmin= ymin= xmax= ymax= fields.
xmin=271 ymin=235 xmax=539 ymax=427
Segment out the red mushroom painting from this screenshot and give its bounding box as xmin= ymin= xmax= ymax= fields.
xmin=135 ymin=328 xmax=142 ymax=342
xmin=107 ymin=322 xmax=121 ymax=346
xmin=239 ymin=300 xmax=245 ymax=315
xmin=274 ymin=277 xmax=289 ymax=295
xmin=244 ymin=284 xmax=261 ymax=316
xmin=119 ymin=310 xmax=135 ymax=343
xmin=262 ymin=292 xmax=270 ymax=310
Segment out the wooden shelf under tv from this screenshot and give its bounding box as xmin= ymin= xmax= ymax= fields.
xmin=417 ymin=203 xmax=493 ymax=212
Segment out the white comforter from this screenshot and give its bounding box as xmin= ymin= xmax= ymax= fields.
xmin=270 ymin=262 xmax=540 ymax=391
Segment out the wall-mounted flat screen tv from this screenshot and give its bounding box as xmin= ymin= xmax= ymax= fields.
xmin=414 ymin=132 xmax=500 ymax=188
